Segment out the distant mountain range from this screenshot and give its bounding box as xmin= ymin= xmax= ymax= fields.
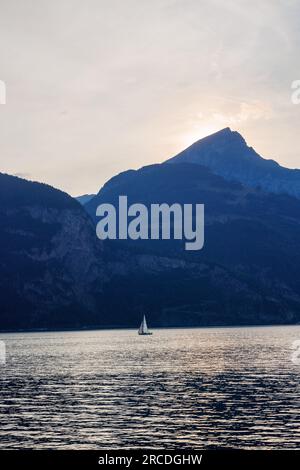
xmin=1 ymin=128 xmax=300 ymax=330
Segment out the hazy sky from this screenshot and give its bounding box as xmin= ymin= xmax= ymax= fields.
xmin=0 ymin=0 xmax=300 ymax=196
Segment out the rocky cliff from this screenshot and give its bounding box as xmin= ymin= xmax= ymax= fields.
xmin=0 ymin=173 xmax=106 ymax=330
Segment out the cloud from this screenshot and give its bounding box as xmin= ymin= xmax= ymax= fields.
xmin=213 ymin=101 xmax=274 ymax=125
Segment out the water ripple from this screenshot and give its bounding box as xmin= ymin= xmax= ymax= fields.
xmin=0 ymin=326 xmax=299 ymax=449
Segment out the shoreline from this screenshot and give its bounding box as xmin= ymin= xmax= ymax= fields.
xmin=0 ymin=322 xmax=299 ymax=335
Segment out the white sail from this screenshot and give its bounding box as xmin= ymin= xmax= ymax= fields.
xmin=139 ymin=315 xmax=149 ymax=334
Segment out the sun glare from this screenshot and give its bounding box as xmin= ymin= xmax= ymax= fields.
xmin=181 ymin=124 xmax=219 ymax=149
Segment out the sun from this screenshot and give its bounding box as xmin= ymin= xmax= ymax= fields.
xmin=181 ymin=124 xmax=219 ymax=149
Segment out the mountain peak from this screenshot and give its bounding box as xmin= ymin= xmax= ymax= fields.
xmin=186 ymin=127 xmax=247 ymax=151
xmin=202 ymin=126 xmax=233 ymax=138
xmin=167 ymin=127 xmax=300 ymax=199
xmin=167 ymin=127 xmax=249 ymax=167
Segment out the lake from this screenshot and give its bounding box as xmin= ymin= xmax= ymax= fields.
xmin=0 ymin=325 xmax=299 ymax=449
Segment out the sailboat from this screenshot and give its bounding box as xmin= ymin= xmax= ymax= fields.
xmin=138 ymin=315 xmax=152 ymax=335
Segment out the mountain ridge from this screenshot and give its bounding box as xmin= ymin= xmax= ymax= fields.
xmin=167 ymin=127 xmax=300 ymax=198
xmin=2 ymin=128 xmax=300 ymax=330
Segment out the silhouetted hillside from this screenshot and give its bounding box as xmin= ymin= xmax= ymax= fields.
xmin=0 ymin=173 xmax=106 ymax=330
xmin=86 ymin=162 xmax=300 ymax=327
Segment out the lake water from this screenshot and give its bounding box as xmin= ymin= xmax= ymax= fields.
xmin=0 ymin=326 xmax=299 ymax=449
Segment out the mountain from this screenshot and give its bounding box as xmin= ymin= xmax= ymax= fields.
xmin=85 ymin=162 xmax=300 ymax=327
xmin=3 ymin=128 xmax=300 ymax=330
xmin=167 ymin=127 xmax=300 ymax=199
xmin=75 ymin=194 xmax=96 ymax=205
xmin=0 ymin=173 xmax=106 ymax=330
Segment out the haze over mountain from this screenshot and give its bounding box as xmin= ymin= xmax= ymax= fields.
xmin=168 ymin=128 xmax=300 ymax=199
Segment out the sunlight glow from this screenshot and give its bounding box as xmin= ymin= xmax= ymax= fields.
xmin=180 ymin=124 xmax=220 ymax=149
